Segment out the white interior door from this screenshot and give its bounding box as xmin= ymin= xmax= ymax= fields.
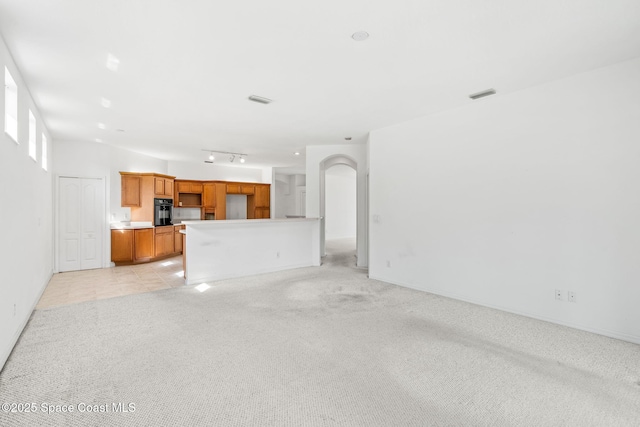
xmin=59 ymin=177 xmax=104 ymax=272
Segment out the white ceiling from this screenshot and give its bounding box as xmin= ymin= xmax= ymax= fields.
xmin=0 ymin=0 xmax=639 ymax=170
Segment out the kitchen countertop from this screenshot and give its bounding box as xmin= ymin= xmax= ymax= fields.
xmin=110 ymin=222 xmax=153 ymax=230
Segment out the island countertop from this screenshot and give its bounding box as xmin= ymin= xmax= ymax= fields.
xmin=181 ymin=217 xmax=319 ymax=226
xmin=182 ymin=217 xmax=321 ymax=284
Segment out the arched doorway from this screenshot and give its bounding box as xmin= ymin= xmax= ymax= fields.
xmin=324 ymin=164 xmax=357 ymax=265
xmin=319 ymin=155 xmax=359 ymax=266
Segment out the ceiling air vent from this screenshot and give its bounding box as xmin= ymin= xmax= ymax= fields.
xmin=469 ymin=88 xmax=496 ymax=100
xmin=248 ymin=95 xmax=273 ymax=104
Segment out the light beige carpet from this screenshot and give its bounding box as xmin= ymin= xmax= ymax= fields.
xmin=1 ymin=238 xmax=639 ymax=426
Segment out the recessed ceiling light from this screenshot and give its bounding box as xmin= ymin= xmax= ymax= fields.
xmin=106 ymin=53 xmax=120 ymax=72
xmin=351 ymin=31 xmax=369 ymax=41
xmin=100 ymin=97 xmax=111 ymax=108
xmin=469 ymin=88 xmax=497 ymax=100
xmin=248 ymin=95 xmax=273 ymax=104
xmin=95 ymin=138 xmax=103 ymax=143
xmin=97 ymin=122 xmax=106 ymax=129
xmin=294 ymin=152 xmax=300 ymax=156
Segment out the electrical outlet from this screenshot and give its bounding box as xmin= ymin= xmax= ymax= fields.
xmin=555 ymin=289 xmax=563 ymax=301
xmin=568 ymin=291 xmax=577 ymax=303
xmin=386 ymin=260 xmax=391 ymax=268
xmin=276 ymin=251 xmax=280 ymax=258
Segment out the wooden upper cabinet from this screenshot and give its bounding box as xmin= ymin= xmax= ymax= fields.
xmin=164 ymin=179 xmax=174 ymax=198
xmin=203 ymin=183 xmax=216 ymax=209
xmin=227 ymin=183 xmax=255 ymax=195
xmin=177 ymin=181 xmax=203 ymax=194
xmin=190 ymin=182 xmax=203 ymax=194
xmin=241 ymin=184 xmax=255 ymax=195
xmin=154 ymin=177 xmax=174 ymax=198
xmin=121 ymin=174 xmax=141 ymax=207
xmin=255 ymin=184 xmax=270 ymax=208
xmin=215 ymin=182 xmax=227 ymax=219
xmin=154 ymin=177 xmax=165 ymax=196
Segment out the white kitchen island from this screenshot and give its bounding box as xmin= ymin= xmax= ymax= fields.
xmin=181 ymin=218 xmax=321 ymax=284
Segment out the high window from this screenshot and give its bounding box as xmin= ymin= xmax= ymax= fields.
xmin=4 ymin=67 xmax=18 ymax=143
xmin=28 ymin=110 xmax=36 ymax=160
xmin=42 ymin=133 xmax=47 ymax=171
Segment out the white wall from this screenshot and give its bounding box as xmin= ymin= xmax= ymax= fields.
xmin=325 ymin=165 xmax=356 ymax=239
xmin=369 ymin=57 xmax=640 ymax=344
xmin=168 ymin=160 xmax=267 ymax=183
xmin=306 ymin=144 xmax=367 ymax=266
xmin=0 ymin=35 xmax=54 ymax=370
xmin=274 ymin=173 xmax=306 ymax=218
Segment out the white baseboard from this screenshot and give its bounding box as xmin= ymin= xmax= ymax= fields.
xmin=369 ymin=274 xmax=640 ymax=346
xmin=0 ymin=270 xmax=53 ymax=372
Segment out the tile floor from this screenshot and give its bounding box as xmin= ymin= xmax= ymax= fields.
xmin=36 ymin=256 xmax=185 ymax=309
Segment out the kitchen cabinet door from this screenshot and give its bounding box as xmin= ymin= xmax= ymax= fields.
xmin=203 ymin=183 xmax=216 ymax=209
xmin=121 ymin=175 xmax=141 ymax=207
xmin=134 ymin=229 xmax=154 ymax=262
xmin=111 ymin=230 xmax=133 ymax=262
xmin=174 ymin=226 xmax=183 ymax=253
xmin=255 ymin=184 xmax=270 ymax=208
xmin=177 ymin=181 xmax=203 ymax=194
xmin=240 ymin=184 xmax=255 ymax=195
xmin=154 ymin=177 xmax=165 ymax=196
xmin=154 ymin=226 xmax=175 ymax=257
xmin=164 ymin=179 xmax=174 ymax=197
xmin=215 ymin=183 xmax=227 ymax=219
xmin=255 ymin=207 xmax=270 ymax=219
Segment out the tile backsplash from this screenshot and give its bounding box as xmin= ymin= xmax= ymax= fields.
xmin=173 ymin=207 xmax=201 ymax=221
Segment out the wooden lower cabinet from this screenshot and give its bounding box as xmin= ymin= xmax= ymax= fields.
xmin=112 ymin=226 xmax=182 ymax=265
xmin=174 ymin=225 xmax=184 ymax=253
xmin=134 ymin=229 xmax=154 ymax=262
xmin=111 ymin=228 xmax=154 ymax=264
xmin=111 ymin=230 xmax=134 ymax=262
xmin=254 ymin=207 xmax=271 ymax=219
xmin=154 ymin=226 xmax=175 ymax=258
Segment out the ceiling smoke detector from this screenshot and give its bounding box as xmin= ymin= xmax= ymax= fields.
xmin=469 ymin=88 xmax=497 ymax=100
xmin=248 ymin=95 xmax=273 ymax=104
xmin=352 ymin=31 xmax=369 ymax=41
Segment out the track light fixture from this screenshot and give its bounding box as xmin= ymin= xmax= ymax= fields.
xmin=201 ymin=149 xmax=248 ymax=164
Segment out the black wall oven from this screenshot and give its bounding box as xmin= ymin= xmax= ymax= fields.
xmin=154 ymin=198 xmax=173 ymax=226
